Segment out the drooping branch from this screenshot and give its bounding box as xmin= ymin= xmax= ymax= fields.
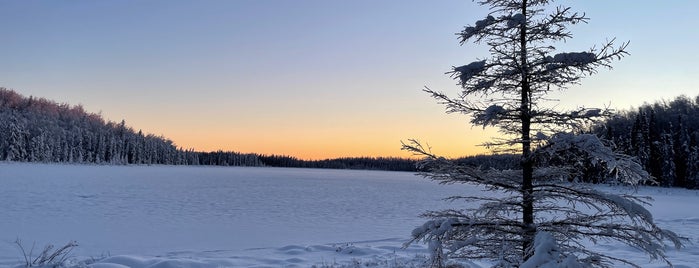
xmin=406 ymin=0 xmax=683 ymax=267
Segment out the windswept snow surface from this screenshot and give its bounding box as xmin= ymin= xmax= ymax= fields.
xmin=0 ymin=163 xmax=697 ymax=267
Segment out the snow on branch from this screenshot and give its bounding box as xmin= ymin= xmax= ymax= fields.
xmin=407 ymin=211 xmax=526 ymax=266
xmin=452 ymin=60 xmax=487 ymax=86
xmin=506 ymin=13 xmax=526 ymax=28
xmin=546 ymin=52 xmax=597 ymax=70
xmin=527 ymin=107 xmax=613 ymax=136
xmin=531 ymin=185 xmax=686 ymax=267
xmin=460 ymin=16 xmax=496 ymax=41
xmin=408 ymin=0 xmax=681 ymax=266
xmin=535 ymin=133 xmax=653 ymax=185
xmin=405 ymin=132 xmax=687 ymax=267
xmin=535 ymin=40 xmax=629 ymax=88
xmin=471 ymin=104 xmax=507 ymax=128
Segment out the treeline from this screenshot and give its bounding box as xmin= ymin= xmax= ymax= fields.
xmin=460 ymin=95 xmax=699 ymax=190
xmin=14 ymin=87 xmax=699 ymax=183
xmin=258 ymin=155 xmax=417 ymax=171
xmin=412 ymin=95 xmax=699 ymax=190
xmin=455 ymin=153 xmax=519 ymax=170
xmin=0 ymin=88 xmax=418 ymax=171
xmin=594 ymin=95 xmax=699 ymax=189
xmin=0 ymin=88 xmax=263 ymax=166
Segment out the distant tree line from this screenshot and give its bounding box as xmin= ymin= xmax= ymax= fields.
xmin=0 ymin=88 xmax=418 ymax=171
xmin=11 ymin=87 xmax=698 ymax=183
xmin=413 ymin=95 xmax=699 ymax=190
xmin=0 ymin=88 xmax=264 ymax=166
xmin=456 ymin=95 xmax=699 ymax=190
xmin=592 ymin=95 xmax=699 ymax=189
xmin=258 ymin=155 xmax=417 ymax=171
xmin=454 ymin=153 xmax=519 ymax=170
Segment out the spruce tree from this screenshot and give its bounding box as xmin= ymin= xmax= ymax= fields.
xmin=403 ymin=0 xmax=684 ymax=266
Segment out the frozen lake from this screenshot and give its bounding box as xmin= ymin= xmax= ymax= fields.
xmin=0 ymin=163 xmax=468 ymax=266
xmin=1 ymin=162 xmax=697 ymax=267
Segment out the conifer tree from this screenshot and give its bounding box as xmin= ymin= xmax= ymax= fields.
xmin=403 ymin=0 xmax=684 ymax=266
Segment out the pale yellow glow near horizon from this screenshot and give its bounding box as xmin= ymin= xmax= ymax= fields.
xmin=120 ymin=102 xmax=497 ymax=160
xmin=3 ymin=1 xmax=698 ymax=161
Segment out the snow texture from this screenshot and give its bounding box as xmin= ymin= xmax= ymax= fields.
xmin=0 ymin=163 xmax=698 ymax=268
xmin=520 ymin=232 xmax=585 ymax=268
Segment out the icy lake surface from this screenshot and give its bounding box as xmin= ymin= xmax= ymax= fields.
xmin=0 ymin=163 xmax=469 ymax=266
xmin=1 ymin=162 xmax=698 ymax=267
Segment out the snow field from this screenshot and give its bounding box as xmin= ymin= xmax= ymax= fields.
xmin=0 ymin=163 xmax=697 ymax=267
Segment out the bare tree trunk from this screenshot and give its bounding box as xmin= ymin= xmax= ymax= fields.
xmin=519 ymin=0 xmax=536 ymax=261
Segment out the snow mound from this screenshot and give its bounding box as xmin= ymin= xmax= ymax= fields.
xmin=521 ymin=232 xmax=585 ymax=268
xmin=78 ymin=239 xmax=436 ymax=268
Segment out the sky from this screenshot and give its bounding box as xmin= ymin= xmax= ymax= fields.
xmin=1 ymin=1 xmax=698 ymax=160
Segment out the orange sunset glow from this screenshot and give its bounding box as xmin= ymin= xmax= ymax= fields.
xmin=2 ymin=1 xmax=698 ymax=160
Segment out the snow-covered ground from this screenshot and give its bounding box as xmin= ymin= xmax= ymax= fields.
xmin=0 ymin=162 xmax=697 ymax=267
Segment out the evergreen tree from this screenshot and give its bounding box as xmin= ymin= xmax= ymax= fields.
xmin=687 ymin=133 xmax=699 ymax=189
xmin=673 ymin=118 xmax=690 ymax=188
xmin=6 ymin=114 xmax=28 ymax=161
xmin=403 ymin=0 xmax=683 ymax=266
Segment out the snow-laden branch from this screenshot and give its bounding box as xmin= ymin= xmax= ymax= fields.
xmin=535 ymin=133 xmax=654 ymax=185
xmin=403 ymin=132 xmax=686 ymax=267
xmin=409 ymin=0 xmax=683 ymax=267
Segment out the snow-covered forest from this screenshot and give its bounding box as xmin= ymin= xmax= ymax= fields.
xmin=4 ymin=87 xmax=699 ymax=184
xmin=446 ymin=95 xmax=699 ymax=190
xmin=595 ymin=95 xmax=699 ymax=189
xmin=0 ymin=88 xmax=257 ymax=165
xmin=0 ymin=88 xmax=414 ymax=171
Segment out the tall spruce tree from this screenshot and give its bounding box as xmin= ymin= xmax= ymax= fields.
xmin=403 ymin=0 xmax=684 ymax=267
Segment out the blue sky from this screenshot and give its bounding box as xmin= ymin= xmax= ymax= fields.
xmin=1 ymin=1 xmax=697 ymax=159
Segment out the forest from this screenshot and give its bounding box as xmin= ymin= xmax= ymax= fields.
xmin=3 ymin=87 xmax=699 ymax=186
xmin=594 ymin=95 xmax=699 ymax=189
xmin=454 ymin=95 xmax=699 ymax=190
xmin=0 ymin=88 xmax=415 ymax=171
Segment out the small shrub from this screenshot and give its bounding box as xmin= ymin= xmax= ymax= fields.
xmin=15 ymin=239 xmax=78 ymax=268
